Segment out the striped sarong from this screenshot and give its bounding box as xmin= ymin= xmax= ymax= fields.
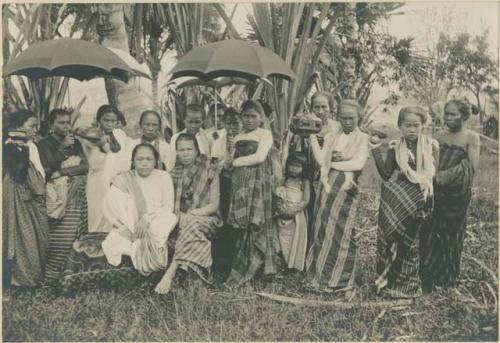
xmin=174 ymin=214 xmax=218 ymax=282
xmin=305 ymin=170 xmax=360 ymax=290
xmin=226 ymin=155 xmax=280 ymax=286
xmin=420 ymin=144 xmax=474 ymax=288
xmin=45 ymin=175 xmax=88 ymax=281
xmin=375 ymin=177 xmax=426 ymax=298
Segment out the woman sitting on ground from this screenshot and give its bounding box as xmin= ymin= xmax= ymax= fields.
xmin=155 ymin=133 xmax=222 ymax=294
xmin=101 ymin=143 xmax=178 ymax=277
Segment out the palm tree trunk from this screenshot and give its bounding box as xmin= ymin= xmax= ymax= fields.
xmin=97 ymin=3 xmax=152 ymax=137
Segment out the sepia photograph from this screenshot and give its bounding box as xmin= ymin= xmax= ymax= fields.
xmin=2 ymin=1 xmax=499 ymax=341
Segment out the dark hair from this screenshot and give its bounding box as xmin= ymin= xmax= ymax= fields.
xmin=175 ymin=133 xmax=200 ymax=155
xmin=223 ymin=107 xmax=240 ymax=121
xmin=130 ymin=143 xmax=160 ymax=170
xmin=96 ymin=104 xmax=126 ymax=126
xmin=208 ymin=102 xmax=227 ymax=114
xmin=285 ymin=151 xmax=308 ymax=178
xmin=241 ymin=99 xmax=264 ymax=117
xmin=139 ymin=110 xmax=162 ymax=127
xmin=185 ymin=104 xmax=205 ymax=118
xmin=311 ymin=91 xmax=335 ymax=111
xmin=444 ymin=99 xmax=472 ymax=121
xmin=258 ymin=100 xmax=273 ymax=118
xmin=48 ymin=108 xmax=71 ymax=125
xmin=6 ymin=109 xmax=37 ymax=130
xmin=397 ymin=106 xmax=428 ymax=126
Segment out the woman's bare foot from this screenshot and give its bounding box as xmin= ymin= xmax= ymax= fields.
xmin=155 ymin=261 xmax=178 ymax=294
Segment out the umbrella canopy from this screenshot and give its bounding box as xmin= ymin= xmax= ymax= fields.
xmin=169 ymin=39 xmax=296 ymax=81
xmin=107 ymin=47 xmax=152 ymax=80
xmin=165 ymin=76 xmax=252 ymax=89
xmin=3 ymin=38 xmax=142 ymax=82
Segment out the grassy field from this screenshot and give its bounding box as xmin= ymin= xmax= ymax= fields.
xmin=3 ymin=129 xmax=498 ymax=342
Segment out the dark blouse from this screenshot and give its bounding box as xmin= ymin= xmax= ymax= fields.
xmin=38 ymin=134 xmax=88 ymax=179
xmin=3 ymin=143 xmax=30 ymax=183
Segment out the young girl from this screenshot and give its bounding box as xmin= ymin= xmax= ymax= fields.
xmin=420 ymin=99 xmax=479 ymax=290
xmin=225 ymin=99 xmax=280 ymax=286
xmin=275 ymin=152 xmax=310 ymax=272
xmin=370 ymin=106 xmax=438 ymax=298
xmin=78 ymin=105 xmax=130 ymax=232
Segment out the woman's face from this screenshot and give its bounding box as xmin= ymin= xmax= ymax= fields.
xmin=133 ymin=146 xmax=156 ymax=178
xmin=337 ymin=105 xmax=359 ymax=134
xmin=51 ymin=114 xmax=71 ymax=137
xmin=312 ymin=95 xmax=330 ymax=119
xmin=399 ymin=112 xmax=423 ymax=142
xmin=176 ymin=139 xmax=198 ymax=166
xmin=224 ymin=116 xmax=242 ymax=136
xmin=98 ymin=112 xmax=118 ymax=134
xmin=184 ymin=110 xmax=203 ymax=135
xmin=19 ymin=116 xmax=38 ymax=140
xmin=241 ymin=108 xmax=261 ymax=132
xmin=140 ymin=113 xmax=160 ymax=139
xmin=443 ymin=103 xmax=464 ymax=131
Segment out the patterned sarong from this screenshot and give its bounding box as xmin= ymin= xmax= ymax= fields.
xmin=375 ymin=177 xmax=426 ymax=298
xmin=305 ymin=170 xmax=360 ymax=289
xmin=44 ymin=175 xmax=88 ymax=282
xmin=420 ymin=144 xmax=474 ymax=288
xmin=170 ymin=155 xmax=221 ymax=281
xmin=226 ymin=144 xmax=280 ymax=286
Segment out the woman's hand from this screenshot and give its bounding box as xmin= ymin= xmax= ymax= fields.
xmin=331 ymin=151 xmax=343 ymax=162
xmin=188 ymin=208 xmax=203 ymax=216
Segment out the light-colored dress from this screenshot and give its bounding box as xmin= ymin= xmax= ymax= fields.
xmin=82 ymin=129 xmax=130 ymax=232
xmin=275 ymin=178 xmax=308 ymax=271
xmin=101 ymin=169 xmax=178 ymax=276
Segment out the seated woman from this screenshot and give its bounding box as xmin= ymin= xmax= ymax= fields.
xmin=3 ymin=109 xmax=49 ymax=288
xmin=101 ymin=143 xmax=177 ymax=276
xmin=155 ymin=133 xmax=221 ymax=294
xmin=79 ymin=105 xmax=130 ymax=232
xmin=420 ymin=99 xmax=479 ymax=290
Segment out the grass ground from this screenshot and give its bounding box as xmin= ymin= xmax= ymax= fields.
xmin=3 ymin=129 xmax=498 ymax=342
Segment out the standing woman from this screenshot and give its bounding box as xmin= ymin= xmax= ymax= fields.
xmin=3 ymin=110 xmax=49 ymax=287
xmin=370 ymin=106 xmax=438 ymax=298
xmin=128 ymin=110 xmax=175 ymax=172
xmin=420 ymin=99 xmax=480 ymax=289
xmin=79 ymin=105 xmax=129 ymax=232
xmin=155 ymin=133 xmax=221 ymax=294
xmin=38 ymin=108 xmax=89 ymax=282
xmin=225 ymin=100 xmax=280 ymax=286
xmin=305 ymin=99 xmax=369 ymax=294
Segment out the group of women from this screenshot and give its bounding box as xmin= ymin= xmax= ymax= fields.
xmin=3 ymin=91 xmax=479 ymax=298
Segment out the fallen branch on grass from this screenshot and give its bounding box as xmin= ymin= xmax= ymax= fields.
xmin=361 ymin=308 xmax=387 ymax=341
xmin=255 ymin=292 xmax=413 ymax=308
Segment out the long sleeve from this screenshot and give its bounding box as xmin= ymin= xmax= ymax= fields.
xmin=372 ymin=147 xmax=397 ymax=181
xmin=191 ymin=175 xmax=220 ymax=216
xmin=233 ymin=129 xmax=273 ymax=167
xmin=3 ymin=143 xmax=29 ymax=182
xmin=330 ymin=134 xmax=369 ymax=171
xmin=38 ymin=138 xmax=68 ymax=176
xmin=309 ymin=134 xmax=328 ymax=164
xmin=160 ymin=173 xmax=175 ymax=213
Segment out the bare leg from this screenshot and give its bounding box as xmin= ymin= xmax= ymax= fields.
xmin=155 ymin=261 xmax=178 ymax=294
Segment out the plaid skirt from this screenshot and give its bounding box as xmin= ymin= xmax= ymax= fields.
xmin=375 ymin=178 xmax=427 ymax=298
xmin=226 ymin=158 xmax=280 ymax=286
